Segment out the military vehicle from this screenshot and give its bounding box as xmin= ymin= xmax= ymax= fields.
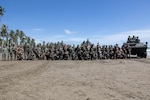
xmin=123 ymin=36 xmax=148 ymax=58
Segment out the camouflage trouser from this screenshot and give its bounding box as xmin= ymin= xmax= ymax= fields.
xmin=63 ymin=54 xmax=69 ymax=60
xmin=13 ymin=51 xmax=17 ymax=60
xmin=2 ymin=52 xmax=7 ymax=61
xmin=17 ymin=53 xmax=23 ymax=60
xmin=90 ymin=53 xmax=95 ymax=60
xmin=97 ymin=52 xmax=102 ymax=59
xmin=7 ymin=52 xmax=13 ymax=60
xmin=71 ymin=53 xmax=76 ymax=60
xmin=24 ymin=52 xmax=27 ymax=60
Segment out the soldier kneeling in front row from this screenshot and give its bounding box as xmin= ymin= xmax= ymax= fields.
xmin=17 ymin=46 xmax=23 ymax=60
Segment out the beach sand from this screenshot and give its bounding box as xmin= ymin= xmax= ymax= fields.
xmin=0 ymin=54 xmax=150 ymax=100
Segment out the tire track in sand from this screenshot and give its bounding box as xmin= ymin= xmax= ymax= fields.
xmin=0 ymin=61 xmax=49 ymax=94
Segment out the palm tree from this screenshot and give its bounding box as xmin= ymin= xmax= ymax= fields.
xmin=0 ymin=6 xmax=5 ymax=56
xmin=15 ymin=29 xmax=20 ymax=45
xmin=31 ymin=38 xmax=35 ymax=47
xmin=9 ymin=30 xmax=18 ymax=45
xmin=19 ymin=31 xmax=26 ymax=45
xmin=0 ymin=6 xmax=5 ymax=24
xmin=0 ymin=6 xmax=5 ymax=42
xmin=0 ymin=38 xmax=2 ymax=46
xmin=14 ymin=32 xmax=18 ymax=45
xmin=0 ymin=38 xmax=2 ymax=44
xmin=0 ymin=6 xmax=5 ymax=16
xmin=27 ymin=36 xmax=31 ymax=44
xmin=0 ymin=24 xmax=8 ymax=45
xmin=25 ymin=36 xmax=31 ymax=49
xmin=15 ymin=30 xmax=26 ymax=45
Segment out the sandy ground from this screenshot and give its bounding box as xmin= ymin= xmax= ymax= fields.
xmin=0 ymin=54 xmax=150 ymax=100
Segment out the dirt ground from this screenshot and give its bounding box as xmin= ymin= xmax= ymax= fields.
xmin=0 ymin=54 xmax=150 ymax=100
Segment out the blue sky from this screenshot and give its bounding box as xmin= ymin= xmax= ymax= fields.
xmin=1 ymin=0 xmax=150 ymax=46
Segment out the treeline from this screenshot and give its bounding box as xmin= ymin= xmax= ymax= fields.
xmin=0 ymin=24 xmax=36 ymax=47
xmin=0 ymin=6 xmax=36 ymax=48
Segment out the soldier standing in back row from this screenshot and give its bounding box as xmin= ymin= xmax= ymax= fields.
xmin=8 ymin=45 xmax=13 ymax=60
xmin=2 ymin=45 xmax=8 ymax=61
xmin=96 ymin=43 xmax=102 ymax=59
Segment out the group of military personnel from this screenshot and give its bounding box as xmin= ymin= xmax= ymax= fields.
xmin=1 ymin=39 xmax=132 ymax=61
xmin=127 ymin=35 xmax=140 ymax=43
xmin=1 ymin=44 xmax=24 ymax=61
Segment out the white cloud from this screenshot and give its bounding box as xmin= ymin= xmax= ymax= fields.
xmin=64 ymin=29 xmax=76 ymax=34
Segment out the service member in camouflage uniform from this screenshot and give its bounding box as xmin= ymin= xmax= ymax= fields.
xmin=2 ymin=45 xmax=8 ymax=61
xmin=8 ymin=45 xmax=13 ymax=60
xmin=17 ymin=46 xmax=23 ymax=60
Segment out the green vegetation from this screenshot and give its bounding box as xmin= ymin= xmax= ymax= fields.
xmin=0 ymin=6 xmax=35 ymax=47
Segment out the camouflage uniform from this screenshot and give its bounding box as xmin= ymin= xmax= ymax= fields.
xmin=2 ymin=45 xmax=8 ymax=61
xmin=96 ymin=44 xmax=102 ymax=59
xmin=12 ymin=45 xmax=17 ymax=60
xmin=8 ymin=45 xmax=13 ymax=60
xmin=17 ymin=46 xmax=23 ymax=60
